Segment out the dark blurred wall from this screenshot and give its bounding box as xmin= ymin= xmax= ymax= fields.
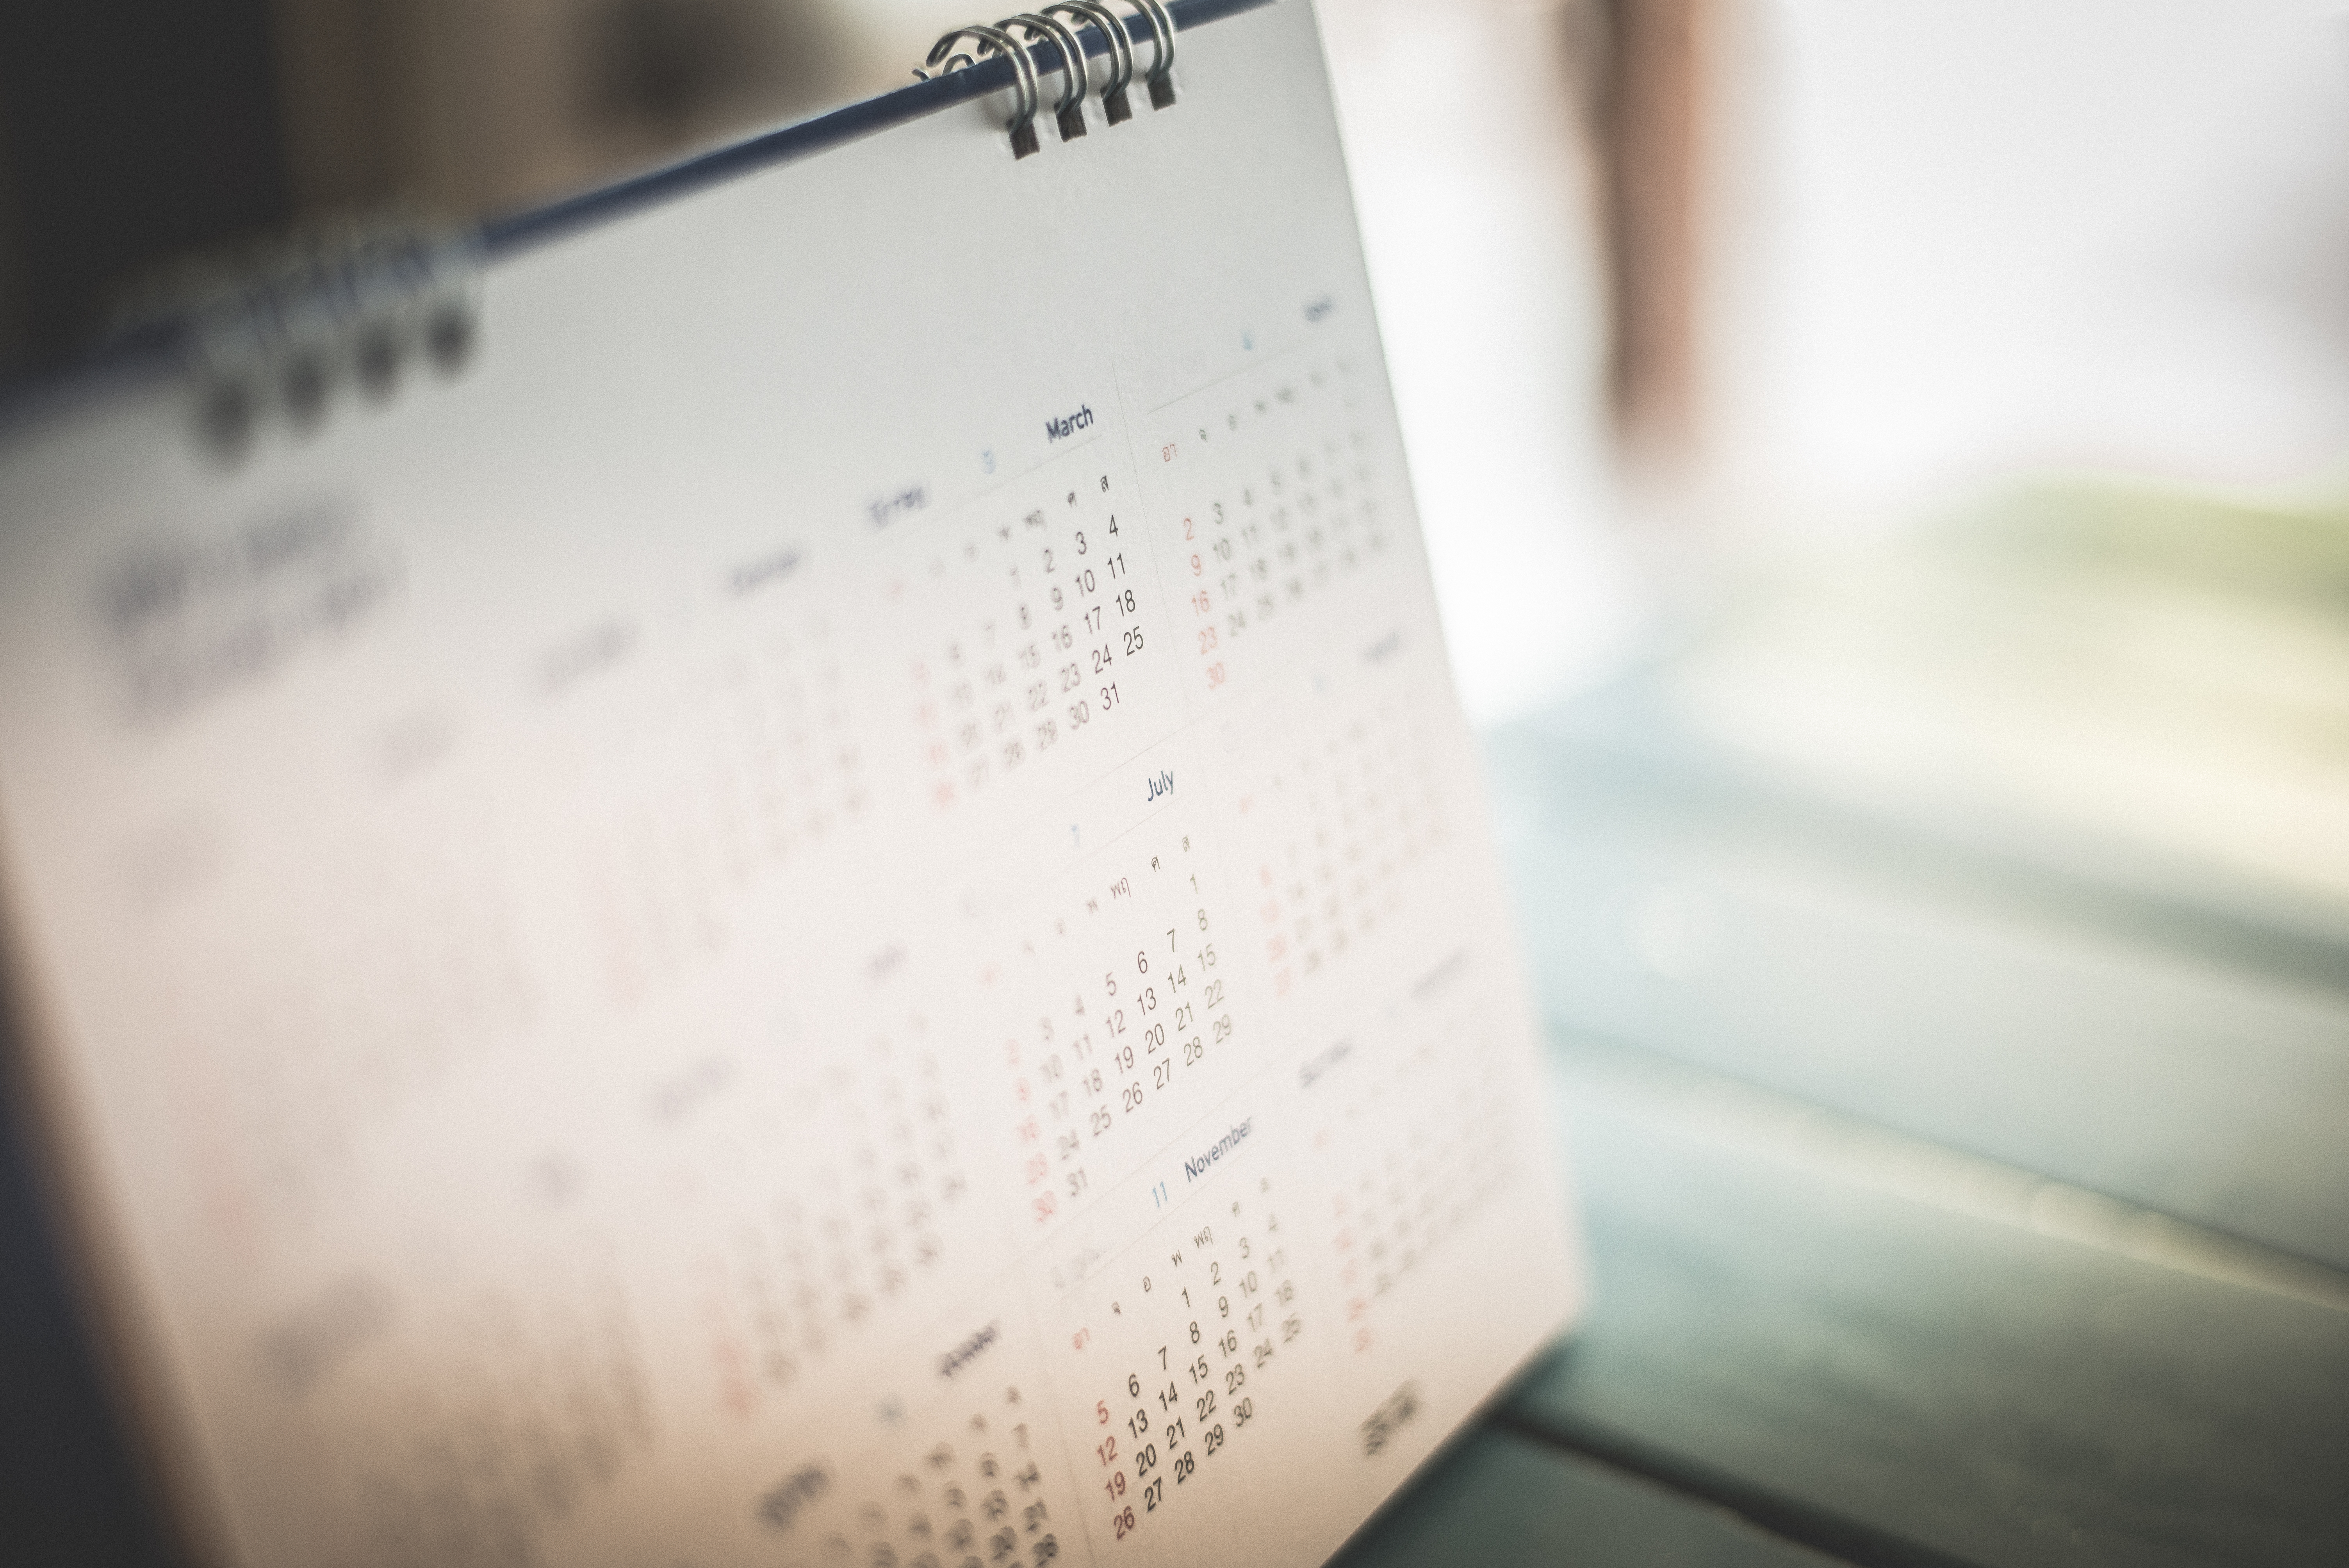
xmin=0 ymin=1034 xmax=182 ymax=1568
xmin=0 ymin=0 xmax=871 ymax=383
xmin=0 ymin=95 xmax=25 ymax=379
xmin=0 ymin=0 xmax=294 ymax=378
xmin=273 ymin=0 xmax=850 ymax=222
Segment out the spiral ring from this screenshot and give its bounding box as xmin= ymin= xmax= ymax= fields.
xmin=926 ymin=22 xmax=1042 ymax=145
xmin=1003 ymin=11 xmax=1092 ymax=135
xmin=1126 ymin=0 xmax=1177 ymax=95
xmin=1044 ymin=1 xmax=1135 ymax=110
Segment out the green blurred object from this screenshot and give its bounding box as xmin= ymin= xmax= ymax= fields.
xmin=1650 ymin=478 xmax=2349 ymax=939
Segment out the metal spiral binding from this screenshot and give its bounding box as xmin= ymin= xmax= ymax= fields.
xmin=1129 ymin=0 xmax=1180 ymax=109
xmin=1005 ymin=12 xmax=1093 ymax=142
xmin=924 ymin=23 xmax=1044 ymax=158
xmin=111 ymin=221 xmax=484 ymax=459
xmin=1046 ymin=2 xmax=1138 ymax=124
xmin=919 ymin=0 xmax=1176 ymax=153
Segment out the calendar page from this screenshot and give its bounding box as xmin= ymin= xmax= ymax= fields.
xmin=0 ymin=4 xmax=1583 ymax=1566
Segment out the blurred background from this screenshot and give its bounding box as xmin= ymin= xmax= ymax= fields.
xmin=4 ymin=1 xmax=2348 ymax=1562
xmin=8 ymin=0 xmax=2349 ymax=736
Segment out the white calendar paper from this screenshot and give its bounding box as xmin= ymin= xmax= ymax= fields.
xmin=0 ymin=4 xmax=1584 ymax=1564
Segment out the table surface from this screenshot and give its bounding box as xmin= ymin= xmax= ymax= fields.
xmin=1472 ymin=708 xmax=2349 ymax=1568
xmin=5 ymin=711 xmax=2347 ymax=1567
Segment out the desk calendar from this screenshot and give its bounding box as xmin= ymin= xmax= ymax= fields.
xmin=0 ymin=3 xmax=1585 ymax=1565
